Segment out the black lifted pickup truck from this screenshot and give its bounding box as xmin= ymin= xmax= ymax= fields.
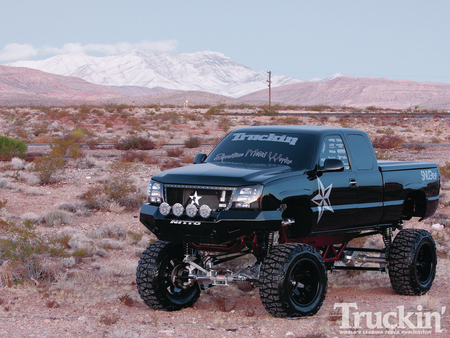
xmin=137 ymin=126 xmax=440 ymax=318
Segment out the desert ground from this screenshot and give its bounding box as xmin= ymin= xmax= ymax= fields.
xmin=0 ymin=105 xmax=449 ymax=338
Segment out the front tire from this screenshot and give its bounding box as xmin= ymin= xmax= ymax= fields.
xmin=259 ymin=243 xmax=327 ymax=318
xmin=388 ymin=229 xmax=437 ymax=295
xmin=136 ymin=240 xmax=200 ymax=311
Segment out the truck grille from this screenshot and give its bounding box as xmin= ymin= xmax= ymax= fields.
xmin=165 ymin=185 xmax=235 ymax=210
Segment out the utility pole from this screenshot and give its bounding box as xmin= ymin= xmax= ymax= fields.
xmin=267 ymin=71 xmax=272 ymax=108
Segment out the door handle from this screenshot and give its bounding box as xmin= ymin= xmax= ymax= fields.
xmin=349 ymin=179 xmax=358 ymax=187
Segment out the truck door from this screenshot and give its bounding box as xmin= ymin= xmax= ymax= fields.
xmin=346 ymin=134 xmax=383 ymax=226
xmin=311 ymin=135 xmax=359 ymax=232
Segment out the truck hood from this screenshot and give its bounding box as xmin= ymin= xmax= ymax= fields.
xmin=152 ymin=162 xmax=300 ymax=186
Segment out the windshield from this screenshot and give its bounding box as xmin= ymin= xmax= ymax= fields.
xmin=206 ymin=131 xmax=316 ymax=170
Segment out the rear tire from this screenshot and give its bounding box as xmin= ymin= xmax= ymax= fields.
xmin=259 ymin=243 xmax=327 ymax=318
xmin=388 ymin=229 xmax=437 ymax=295
xmin=136 ymin=241 xmax=200 ymax=311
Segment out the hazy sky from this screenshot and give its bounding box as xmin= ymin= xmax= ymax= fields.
xmin=1 ymin=0 xmax=449 ymax=83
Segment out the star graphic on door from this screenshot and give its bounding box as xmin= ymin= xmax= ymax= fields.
xmin=189 ymin=191 xmax=202 ymax=206
xmin=311 ymin=177 xmax=333 ymax=223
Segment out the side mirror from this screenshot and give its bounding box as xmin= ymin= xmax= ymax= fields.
xmin=193 ymin=153 xmax=207 ymax=164
xmin=320 ymin=159 xmax=344 ymax=172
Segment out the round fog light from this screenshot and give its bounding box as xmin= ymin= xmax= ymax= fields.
xmin=159 ymin=202 xmax=171 ymax=216
xmin=186 ymin=204 xmax=198 ymax=218
xmin=199 ymin=204 xmax=212 ymax=219
xmin=172 ymin=203 xmax=184 ymax=217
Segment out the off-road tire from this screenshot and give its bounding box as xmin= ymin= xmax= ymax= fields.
xmin=136 ymin=240 xmax=200 ymax=311
xmin=388 ymin=229 xmax=437 ymax=296
xmin=259 ymin=243 xmax=327 ymax=318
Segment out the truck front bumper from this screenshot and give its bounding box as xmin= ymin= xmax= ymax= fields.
xmin=140 ymin=203 xmax=282 ymax=244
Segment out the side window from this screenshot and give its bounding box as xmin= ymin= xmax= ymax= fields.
xmin=347 ymin=134 xmax=374 ymax=170
xmin=319 ymin=135 xmax=350 ymax=170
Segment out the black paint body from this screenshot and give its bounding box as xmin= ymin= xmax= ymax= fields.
xmin=140 ymin=126 xmax=440 ymax=245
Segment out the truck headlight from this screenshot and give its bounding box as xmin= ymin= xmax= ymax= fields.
xmin=231 ymin=185 xmax=263 ymax=209
xmin=148 ymin=180 xmax=163 ymax=204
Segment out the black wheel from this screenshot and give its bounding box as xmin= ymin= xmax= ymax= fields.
xmin=259 ymin=243 xmax=327 ymax=318
xmin=136 ymin=240 xmax=200 ymax=311
xmin=388 ymin=229 xmax=437 ymax=296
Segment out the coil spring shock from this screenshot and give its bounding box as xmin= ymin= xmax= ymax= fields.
xmin=383 ymin=227 xmax=393 ymax=256
xmin=184 ymin=242 xmax=193 ymax=256
xmin=266 ymin=232 xmax=274 ymax=256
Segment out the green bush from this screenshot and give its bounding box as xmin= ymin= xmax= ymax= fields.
xmin=32 ymin=153 xmax=65 ymax=184
xmin=50 ymin=135 xmax=82 ymax=159
xmin=263 ymin=107 xmax=279 ymax=116
xmin=0 ymin=135 xmax=27 ymax=160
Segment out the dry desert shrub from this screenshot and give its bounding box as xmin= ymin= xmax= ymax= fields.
xmin=120 ymin=150 xmax=148 ymax=163
xmin=166 ymin=147 xmax=184 ymax=157
xmin=102 ymin=162 xmax=145 ymax=210
xmin=32 ymin=135 xmax=52 ymax=144
xmin=11 ymin=157 xmax=25 ymax=170
xmin=126 ymin=230 xmax=143 ymax=245
xmin=439 ymin=162 xmax=450 ymax=179
xmin=159 ymin=158 xmax=182 ymax=170
xmin=89 ymin=223 xmax=127 ymax=240
xmin=0 ymin=219 xmax=67 ymax=284
xmin=99 ymin=313 xmax=120 ymax=325
xmin=115 ymin=136 xmax=155 ymax=150
xmin=211 ymin=294 xmax=236 ymax=312
xmin=118 ymin=293 xmax=134 ymax=307
xmin=107 ymin=201 xmax=126 ymax=214
xmin=217 ymin=116 xmax=233 ymax=131
xmin=143 ymin=154 xmax=160 ymax=165
xmin=100 ymin=238 xmax=125 ymax=250
xmin=184 ymin=135 xmax=201 ymax=148
xmin=21 ymin=212 xmax=41 ymax=224
xmin=0 ymin=178 xmax=8 ymax=189
xmin=44 ymin=209 xmax=71 ymax=226
xmin=67 ymin=233 xmax=98 ymax=256
xmin=31 ymin=153 xmax=65 ymax=184
xmin=371 ymin=135 xmax=404 ymax=149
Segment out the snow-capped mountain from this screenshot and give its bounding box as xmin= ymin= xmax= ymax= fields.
xmin=7 ymin=50 xmax=304 ymax=98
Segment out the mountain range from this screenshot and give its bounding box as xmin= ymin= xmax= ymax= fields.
xmin=7 ymin=50 xmax=304 ymax=98
xmin=3 ymin=50 xmax=450 ymax=109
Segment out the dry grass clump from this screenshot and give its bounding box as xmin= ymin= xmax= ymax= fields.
xmin=89 ymin=223 xmax=127 ymax=241
xmin=21 ymin=212 xmax=41 ymax=224
xmin=100 ymin=238 xmax=125 ymax=250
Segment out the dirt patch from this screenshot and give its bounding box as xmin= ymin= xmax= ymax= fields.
xmin=0 ymin=107 xmax=449 ymax=337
